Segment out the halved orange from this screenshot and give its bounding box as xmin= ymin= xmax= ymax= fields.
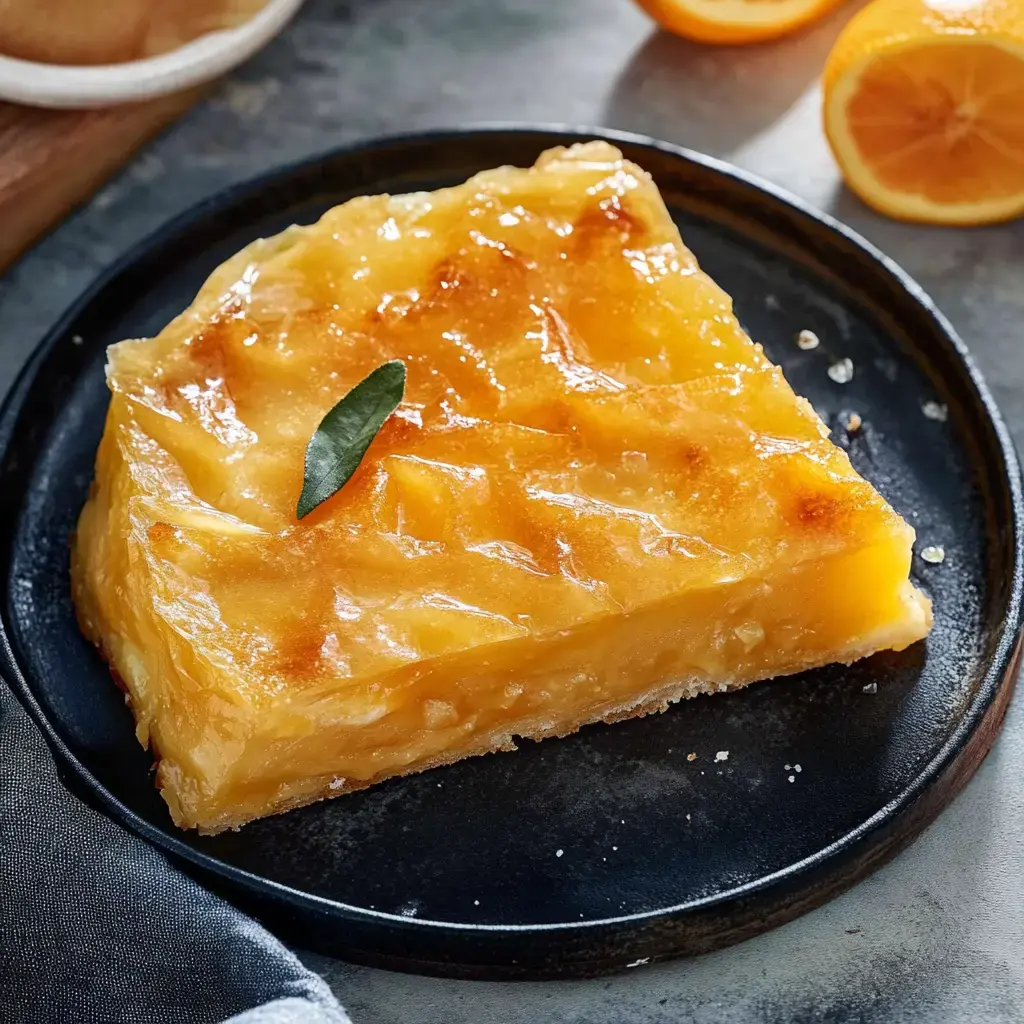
xmin=824 ymin=0 xmax=1024 ymax=225
xmin=633 ymin=0 xmax=847 ymax=45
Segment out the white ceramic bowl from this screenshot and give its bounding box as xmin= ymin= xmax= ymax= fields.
xmin=0 ymin=0 xmax=305 ymax=109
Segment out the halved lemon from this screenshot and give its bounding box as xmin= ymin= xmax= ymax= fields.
xmin=633 ymin=0 xmax=847 ymax=45
xmin=824 ymin=0 xmax=1024 ymax=225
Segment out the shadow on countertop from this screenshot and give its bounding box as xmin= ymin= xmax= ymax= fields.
xmin=603 ymin=4 xmax=866 ymax=158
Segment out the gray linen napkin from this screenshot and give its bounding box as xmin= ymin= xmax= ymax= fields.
xmin=0 ymin=682 xmax=351 ymax=1024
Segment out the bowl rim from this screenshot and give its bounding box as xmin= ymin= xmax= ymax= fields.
xmin=0 ymin=0 xmax=304 ymax=109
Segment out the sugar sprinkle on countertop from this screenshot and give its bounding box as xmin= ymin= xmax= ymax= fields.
xmin=828 ymin=357 xmax=854 ymax=384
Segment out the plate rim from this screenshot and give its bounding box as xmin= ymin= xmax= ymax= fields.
xmin=1 ymin=123 xmax=1022 ymax=950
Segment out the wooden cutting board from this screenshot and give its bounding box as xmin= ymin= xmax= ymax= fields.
xmin=0 ymin=90 xmax=199 ymax=272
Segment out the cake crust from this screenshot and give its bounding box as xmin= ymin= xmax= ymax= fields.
xmin=175 ymin=608 xmax=927 ymax=834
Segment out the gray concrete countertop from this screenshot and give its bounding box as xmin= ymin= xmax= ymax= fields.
xmin=2 ymin=2 xmax=1023 ymax=1021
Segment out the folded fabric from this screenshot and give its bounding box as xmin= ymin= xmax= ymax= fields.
xmin=0 ymin=682 xmax=350 ymax=1024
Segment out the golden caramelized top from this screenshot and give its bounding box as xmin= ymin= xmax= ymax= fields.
xmin=100 ymin=142 xmax=908 ymax=698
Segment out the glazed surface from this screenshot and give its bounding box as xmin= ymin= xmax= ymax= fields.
xmin=72 ymin=143 xmax=930 ymax=830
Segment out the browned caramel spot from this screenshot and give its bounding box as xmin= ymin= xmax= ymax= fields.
xmin=188 ymin=318 xmax=230 ymax=378
xmin=572 ymin=194 xmax=646 ymax=252
xmin=792 ymin=490 xmax=855 ymax=533
xmin=429 ymin=257 xmax=471 ymax=298
xmin=675 ymin=443 xmax=709 ymax=472
xmin=367 ymin=244 xmax=530 ymax=333
xmin=183 ymin=313 xmax=258 ymax=404
xmin=274 ymin=628 xmax=325 ymax=680
xmin=421 ymin=244 xmax=529 ymax=310
xmin=148 ymin=522 xmax=175 ymax=545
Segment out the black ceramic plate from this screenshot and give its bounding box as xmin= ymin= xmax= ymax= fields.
xmin=1 ymin=128 xmax=1021 ymax=980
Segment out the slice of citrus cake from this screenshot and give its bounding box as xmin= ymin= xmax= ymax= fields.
xmin=71 ymin=142 xmax=931 ymax=833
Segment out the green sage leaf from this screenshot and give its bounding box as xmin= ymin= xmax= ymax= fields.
xmin=296 ymin=360 xmax=406 ymax=520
